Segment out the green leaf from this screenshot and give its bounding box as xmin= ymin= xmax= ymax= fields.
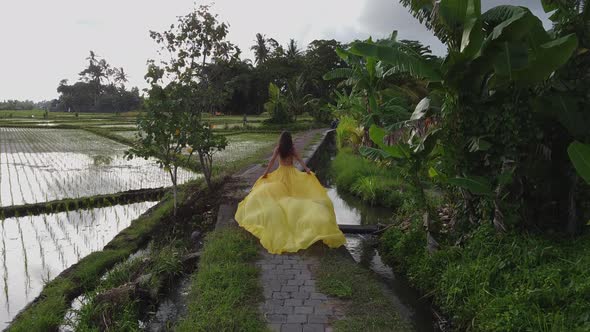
xmin=460 ymin=0 xmax=483 ymax=59
xmin=468 ymin=137 xmax=492 ymax=152
xmin=532 ymin=93 xmax=588 ymax=139
xmin=323 ymin=68 xmax=355 ymax=81
xmin=359 ymin=146 xmax=391 ymax=160
xmin=568 ymin=141 xmax=590 ymax=185
xmin=513 ymin=34 xmax=578 ymax=85
xmin=349 ymin=42 xmax=441 ymax=81
xmin=368 ymin=124 xmax=410 ymax=159
xmin=540 ymin=0 xmax=559 ymax=13
xmin=493 ymin=42 xmax=529 ymax=80
xmin=448 ymin=176 xmax=493 ymax=195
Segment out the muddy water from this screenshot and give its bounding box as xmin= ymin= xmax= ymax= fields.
xmin=0 ymin=201 xmax=157 ymax=329
xmin=0 ymin=127 xmax=199 ymax=207
xmin=311 ymin=139 xmax=438 ymax=332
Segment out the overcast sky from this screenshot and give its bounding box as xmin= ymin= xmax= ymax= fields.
xmin=0 ymin=0 xmax=549 ymax=101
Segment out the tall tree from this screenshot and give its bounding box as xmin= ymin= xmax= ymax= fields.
xmin=286 ymin=39 xmax=302 ymax=59
xmin=251 ymin=33 xmax=270 ymax=65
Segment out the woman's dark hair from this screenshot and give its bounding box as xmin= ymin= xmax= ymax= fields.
xmin=278 ymin=131 xmax=294 ymax=159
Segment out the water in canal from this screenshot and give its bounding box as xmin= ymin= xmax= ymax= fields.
xmin=311 ymin=135 xmax=441 ymax=332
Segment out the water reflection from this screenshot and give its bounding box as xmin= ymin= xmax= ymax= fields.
xmin=312 ymin=137 xmax=438 ymax=331
xmin=0 ymin=201 xmax=157 ymax=329
xmin=0 ymin=128 xmax=199 ymax=207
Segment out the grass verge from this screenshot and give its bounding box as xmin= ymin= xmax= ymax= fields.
xmin=316 ymin=251 xmax=412 ymax=332
xmin=0 ymin=187 xmax=166 ymax=219
xmin=175 ymin=228 xmax=266 ymax=331
xmin=380 ymin=223 xmax=590 ymax=331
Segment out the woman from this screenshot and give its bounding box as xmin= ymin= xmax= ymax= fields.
xmin=235 ymin=131 xmax=346 ymax=254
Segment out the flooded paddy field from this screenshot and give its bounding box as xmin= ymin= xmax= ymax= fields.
xmin=0 ymin=127 xmax=198 ymax=207
xmin=214 ymin=133 xmax=277 ymax=164
xmin=0 ymin=201 xmax=157 ymax=329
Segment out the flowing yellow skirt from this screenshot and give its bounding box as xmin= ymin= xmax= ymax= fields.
xmin=235 ymin=165 xmax=346 ymax=254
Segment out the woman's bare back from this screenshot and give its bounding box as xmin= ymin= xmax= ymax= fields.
xmin=262 ymin=146 xmax=311 ymax=178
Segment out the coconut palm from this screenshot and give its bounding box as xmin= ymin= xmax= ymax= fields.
xmin=250 ymin=33 xmax=269 ymax=65
xmin=286 ymin=39 xmax=302 ymax=59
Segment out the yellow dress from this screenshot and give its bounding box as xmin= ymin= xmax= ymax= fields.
xmin=235 ymin=165 xmax=346 ymax=254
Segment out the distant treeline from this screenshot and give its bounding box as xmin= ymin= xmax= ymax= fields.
xmin=51 ymin=51 xmax=143 ymax=113
xmin=0 ymin=100 xmax=45 ymax=110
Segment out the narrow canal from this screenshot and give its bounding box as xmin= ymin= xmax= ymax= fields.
xmin=310 ymin=133 xmax=441 ymax=332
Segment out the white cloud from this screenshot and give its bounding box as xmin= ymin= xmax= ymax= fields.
xmin=0 ymin=0 xmax=552 ymax=101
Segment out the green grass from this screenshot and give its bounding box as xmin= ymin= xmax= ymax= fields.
xmin=1 ymin=187 xmax=165 ymax=218
xmin=380 ymin=224 xmax=590 ymax=331
xmin=176 ymin=228 xmax=267 ymax=331
xmin=316 ymin=251 xmax=412 ymax=332
xmin=71 ymin=242 xmax=184 ymax=331
xmin=331 ymin=149 xmax=408 ymax=209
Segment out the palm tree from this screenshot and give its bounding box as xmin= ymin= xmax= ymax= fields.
xmin=250 ymin=33 xmax=269 ymax=65
xmin=114 ymin=67 xmax=128 ymax=87
xmin=286 ymin=39 xmax=301 ymax=59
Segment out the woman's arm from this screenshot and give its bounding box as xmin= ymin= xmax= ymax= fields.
xmin=262 ymin=147 xmax=279 ymax=178
xmin=294 ymin=150 xmax=311 ymax=174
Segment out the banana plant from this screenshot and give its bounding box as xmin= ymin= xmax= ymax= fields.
xmin=264 ymin=82 xmax=293 ymax=123
xmin=348 ymin=0 xmax=580 ymax=233
xmin=349 ymin=3 xmax=578 ymax=96
xmin=323 ymin=36 xmax=422 ymax=132
xmin=360 ymin=101 xmax=442 ymax=250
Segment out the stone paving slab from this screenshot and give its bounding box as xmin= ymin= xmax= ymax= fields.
xmin=257 ymin=251 xmax=343 ymax=332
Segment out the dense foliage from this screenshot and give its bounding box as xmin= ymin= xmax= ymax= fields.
xmin=52 ymin=51 xmax=142 ymax=113
xmin=329 ymin=0 xmax=590 ymax=330
xmin=0 ymin=99 xmax=39 ymax=110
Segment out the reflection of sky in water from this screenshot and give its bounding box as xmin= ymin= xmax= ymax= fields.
xmin=327 ymin=188 xmax=362 ymax=225
xmin=0 ymin=128 xmax=199 ymax=207
xmin=0 ymin=201 xmax=157 ymax=329
xmin=324 ymin=176 xmax=436 ymax=331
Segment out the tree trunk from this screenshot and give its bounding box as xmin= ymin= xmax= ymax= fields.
xmin=199 ymin=152 xmax=212 ymax=190
xmin=169 ymin=168 xmax=178 ymax=216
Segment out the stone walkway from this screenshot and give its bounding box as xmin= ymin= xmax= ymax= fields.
xmin=257 ymin=251 xmax=342 ymax=332
xmin=215 ymin=129 xmax=343 ymax=331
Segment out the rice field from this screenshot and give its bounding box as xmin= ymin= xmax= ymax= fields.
xmin=214 ymin=133 xmax=277 ymax=164
xmin=0 ymin=201 xmax=157 ymax=329
xmin=0 ymin=127 xmax=198 ymax=207
xmin=0 ymin=112 xmax=294 ymax=328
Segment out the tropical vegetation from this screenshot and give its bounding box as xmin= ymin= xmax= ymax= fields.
xmin=328 ymin=0 xmax=590 ymax=330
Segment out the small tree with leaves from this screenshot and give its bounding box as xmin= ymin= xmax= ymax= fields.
xmin=127 ymin=5 xmax=232 ymax=215
xmin=192 ymin=123 xmax=227 ymax=189
xmin=126 ymin=76 xmax=197 ymax=215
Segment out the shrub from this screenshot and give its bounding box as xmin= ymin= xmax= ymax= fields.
xmin=331 ymin=149 xmax=408 ymax=209
xmin=335 ymin=116 xmax=362 ymax=149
